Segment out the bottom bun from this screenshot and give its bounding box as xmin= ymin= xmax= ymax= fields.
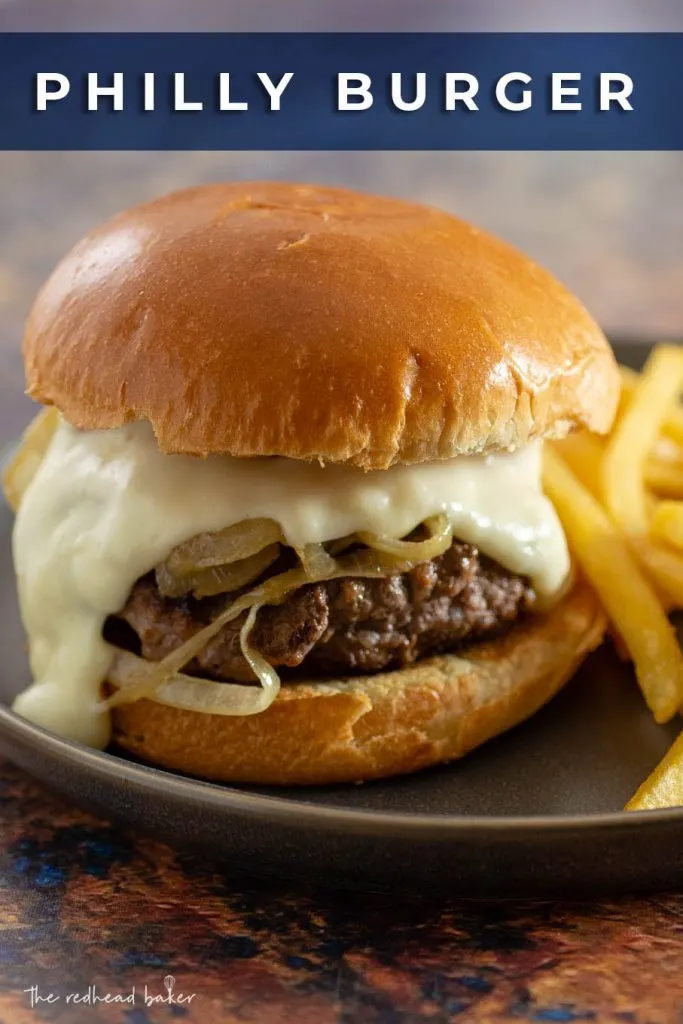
xmin=112 ymin=581 xmax=605 ymax=786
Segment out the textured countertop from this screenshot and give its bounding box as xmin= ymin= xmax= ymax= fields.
xmin=1 ymin=151 xmax=683 ymax=1022
xmin=3 ymin=761 xmax=683 ymax=1023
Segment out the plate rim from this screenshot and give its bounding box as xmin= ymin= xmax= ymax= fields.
xmin=1 ymin=702 xmax=680 ymax=836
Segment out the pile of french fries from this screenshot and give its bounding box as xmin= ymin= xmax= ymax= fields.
xmin=544 ymin=345 xmax=683 ymax=810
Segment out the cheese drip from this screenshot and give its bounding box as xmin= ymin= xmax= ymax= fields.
xmin=11 ymin=420 xmax=570 ymax=748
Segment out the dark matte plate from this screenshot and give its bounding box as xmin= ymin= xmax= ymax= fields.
xmin=2 ymin=341 xmax=683 ymax=897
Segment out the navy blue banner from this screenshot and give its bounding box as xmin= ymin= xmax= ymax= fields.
xmin=0 ymin=33 xmax=680 ymax=150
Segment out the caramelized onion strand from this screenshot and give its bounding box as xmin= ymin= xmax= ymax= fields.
xmin=156 ymin=543 xmax=281 ymax=599
xmin=358 ymin=514 xmax=453 ymax=563
xmin=163 ymin=517 xmax=283 ymax=576
xmin=107 ymin=648 xmax=278 ymax=717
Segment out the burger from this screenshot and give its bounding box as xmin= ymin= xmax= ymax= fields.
xmin=3 ymin=182 xmax=619 ymax=785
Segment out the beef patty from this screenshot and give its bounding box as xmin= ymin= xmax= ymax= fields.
xmin=110 ymin=541 xmax=536 ymax=683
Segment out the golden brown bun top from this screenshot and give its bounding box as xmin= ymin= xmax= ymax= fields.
xmin=24 ymin=182 xmax=619 ymax=469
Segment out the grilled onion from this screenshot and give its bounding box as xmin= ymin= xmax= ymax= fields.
xmin=156 ymin=543 xmax=281 ymax=599
xmin=162 ymin=517 xmax=283 ymax=577
xmin=108 ymin=604 xmax=282 ymax=717
xmin=325 ymin=534 xmax=358 ymax=556
xmin=102 ymin=546 xmax=414 ymax=714
xmin=108 ymin=647 xmax=278 ymax=716
xmin=240 ymin=603 xmax=280 ymax=694
xmin=295 ymin=542 xmax=337 ymax=577
xmin=359 ymin=514 xmax=453 ymax=563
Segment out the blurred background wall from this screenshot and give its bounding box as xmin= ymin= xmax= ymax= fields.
xmin=1 ymin=1 xmax=681 ymax=435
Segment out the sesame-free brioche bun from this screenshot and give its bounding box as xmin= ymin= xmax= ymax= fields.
xmin=111 ymin=580 xmax=605 ymax=786
xmin=24 ymin=182 xmax=619 ymax=470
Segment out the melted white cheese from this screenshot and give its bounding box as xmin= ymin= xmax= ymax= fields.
xmin=11 ymin=420 xmax=570 ymax=748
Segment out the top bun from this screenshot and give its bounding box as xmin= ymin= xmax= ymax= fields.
xmin=24 ymin=182 xmax=619 ymax=470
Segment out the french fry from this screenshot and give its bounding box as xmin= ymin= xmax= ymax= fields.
xmin=608 ymin=624 xmax=631 ymax=662
xmin=626 ymin=731 xmax=683 ymax=811
xmin=554 ymin=431 xmax=683 ymax=502
xmin=543 ymin=448 xmax=683 ymax=724
xmin=652 ymin=436 xmax=683 ymax=464
xmin=626 ymin=546 xmax=676 ymax=612
xmin=553 ymin=431 xmax=604 ymax=501
xmin=651 ymin=501 xmax=683 ymax=550
xmin=617 ymin=364 xmax=640 ymax=395
xmin=607 ymin=348 xmax=683 ymax=535
xmin=605 ymin=348 xmax=683 ymax=605
xmin=620 ymin=363 xmax=683 ymax=449
xmin=629 ymin=539 xmax=683 ymax=609
xmin=646 ymin=458 xmax=683 ymax=499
